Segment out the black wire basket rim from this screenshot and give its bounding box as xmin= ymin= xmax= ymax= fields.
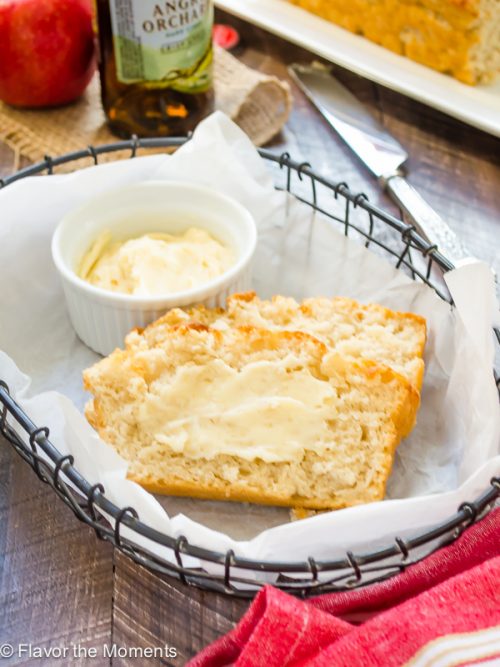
xmin=0 ymin=136 xmax=498 ymax=596
xmin=2 ymin=384 xmax=498 ymax=574
xmin=0 ymin=136 xmax=455 ymax=272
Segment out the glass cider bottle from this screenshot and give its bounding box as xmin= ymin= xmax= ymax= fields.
xmin=94 ymin=0 xmax=214 ymax=137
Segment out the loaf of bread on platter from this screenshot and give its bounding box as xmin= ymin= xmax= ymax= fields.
xmin=287 ymin=0 xmax=500 ymax=84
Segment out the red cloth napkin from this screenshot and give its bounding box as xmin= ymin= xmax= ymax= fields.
xmin=188 ymin=507 xmax=500 ymax=667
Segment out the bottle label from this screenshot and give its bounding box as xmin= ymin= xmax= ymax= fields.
xmin=108 ymin=0 xmax=213 ymax=91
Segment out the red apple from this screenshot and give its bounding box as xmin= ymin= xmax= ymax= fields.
xmin=0 ymin=0 xmax=96 ymax=108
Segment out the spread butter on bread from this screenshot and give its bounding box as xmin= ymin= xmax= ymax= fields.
xmin=83 ymin=302 xmax=423 ymax=510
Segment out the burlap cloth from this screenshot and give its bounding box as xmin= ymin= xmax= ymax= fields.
xmin=0 ymin=47 xmax=292 ymax=171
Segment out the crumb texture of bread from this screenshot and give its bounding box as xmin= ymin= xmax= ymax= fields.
xmin=287 ymin=0 xmax=500 ymax=84
xmin=84 ymin=323 xmax=419 ymax=510
xmin=148 ymin=292 xmax=426 ymax=393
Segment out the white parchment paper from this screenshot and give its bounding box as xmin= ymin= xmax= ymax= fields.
xmin=1 ymin=112 xmax=499 ymax=570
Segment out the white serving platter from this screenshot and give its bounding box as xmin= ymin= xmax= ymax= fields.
xmin=215 ymin=0 xmax=500 ymax=137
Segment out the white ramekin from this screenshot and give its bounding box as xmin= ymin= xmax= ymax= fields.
xmin=52 ymin=180 xmax=257 ymax=356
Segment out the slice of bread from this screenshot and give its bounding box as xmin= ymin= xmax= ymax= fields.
xmin=141 ymin=292 xmax=426 ymax=394
xmin=84 ymin=324 xmax=419 ymax=510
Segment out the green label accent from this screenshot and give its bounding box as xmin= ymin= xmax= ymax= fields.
xmin=109 ymin=0 xmax=213 ymax=90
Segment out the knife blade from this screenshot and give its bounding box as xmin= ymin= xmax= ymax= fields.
xmin=289 ymin=63 xmax=471 ymax=267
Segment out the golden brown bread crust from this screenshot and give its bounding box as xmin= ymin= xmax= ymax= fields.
xmin=287 ymin=0 xmax=498 ymax=84
xmin=127 ymin=474 xmax=379 ymax=510
xmin=147 ymin=291 xmax=427 ymax=395
xmin=150 ymin=291 xmax=427 ymax=335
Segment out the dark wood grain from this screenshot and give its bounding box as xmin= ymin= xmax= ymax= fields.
xmin=0 ymin=8 xmax=499 ymax=666
xmin=0 ymin=436 xmax=113 ymax=667
xmin=112 ymin=552 xmax=248 ymax=666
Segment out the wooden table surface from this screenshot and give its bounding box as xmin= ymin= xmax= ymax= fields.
xmin=0 ymin=10 xmax=499 ymax=666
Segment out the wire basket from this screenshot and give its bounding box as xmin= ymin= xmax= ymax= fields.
xmin=0 ymin=137 xmax=499 ymax=598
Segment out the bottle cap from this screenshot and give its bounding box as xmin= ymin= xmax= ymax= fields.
xmin=213 ymin=24 xmax=240 ymax=50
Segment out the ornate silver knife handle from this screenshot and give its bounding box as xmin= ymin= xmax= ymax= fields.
xmin=384 ymin=174 xmax=470 ymax=267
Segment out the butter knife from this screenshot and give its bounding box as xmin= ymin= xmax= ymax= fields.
xmin=289 ymin=63 xmax=471 ymax=267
